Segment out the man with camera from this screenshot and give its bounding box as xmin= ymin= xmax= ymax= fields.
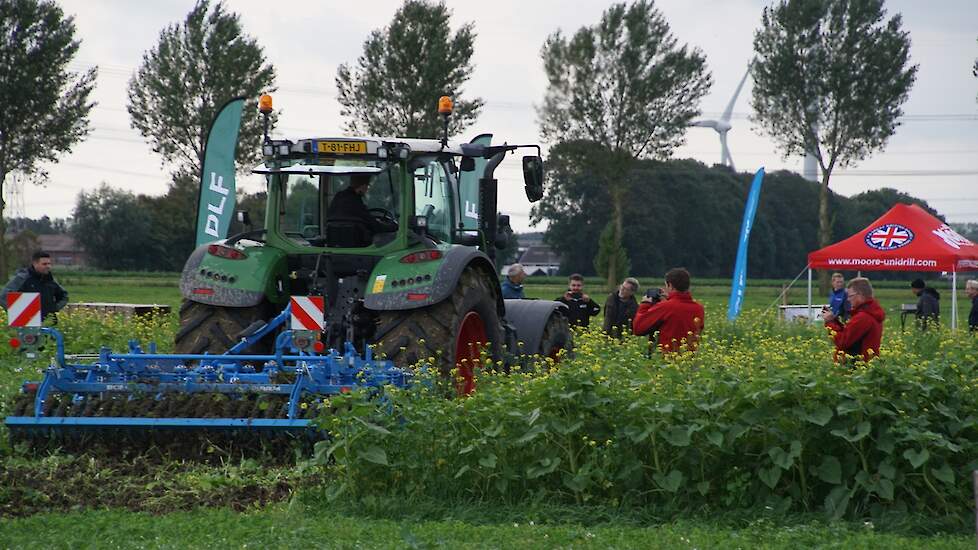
xmin=603 ymin=277 xmax=639 ymax=339
xmin=822 ymin=277 xmax=884 ymax=364
xmin=632 ymin=268 xmax=705 ymax=353
xmin=556 ymin=273 xmax=601 ymax=329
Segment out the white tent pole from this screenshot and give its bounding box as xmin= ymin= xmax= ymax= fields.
xmin=807 ymin=267 xmax=813 ymax=323
xmin=950 ymin=272 xmax=957 ymax=330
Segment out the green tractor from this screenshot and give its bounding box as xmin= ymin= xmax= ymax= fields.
xmin=175 ymin=96 xmax=571 ymax=392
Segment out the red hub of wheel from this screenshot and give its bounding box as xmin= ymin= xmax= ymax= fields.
xmin=454 ymin=311 xmax=487 ymax=396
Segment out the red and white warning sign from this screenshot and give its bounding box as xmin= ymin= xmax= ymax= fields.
xmin=290 ymin=296 xmax=325 ymax=331
xmin=7 ymin=292 xmax=41 ymax=327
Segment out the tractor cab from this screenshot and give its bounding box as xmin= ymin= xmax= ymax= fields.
xmin=254 ymin=138 xmax=472 ymax=254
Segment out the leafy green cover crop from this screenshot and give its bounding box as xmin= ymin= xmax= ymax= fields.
xmin=319 ymin=314 xmax=978 ymax=524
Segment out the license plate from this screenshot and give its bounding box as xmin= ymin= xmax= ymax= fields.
xmin=318 ymin=141 xmax=367 ymax=154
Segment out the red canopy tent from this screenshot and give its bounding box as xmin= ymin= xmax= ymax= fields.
xmin=805 ymin=203 xmax=978 ymax=328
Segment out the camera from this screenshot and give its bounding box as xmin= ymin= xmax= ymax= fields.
xmin=645 ymin=288 xmax=663 ymax=303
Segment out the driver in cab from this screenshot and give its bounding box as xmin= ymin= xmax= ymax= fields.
xmin=327 ymin=173 xmax=397 ymax=240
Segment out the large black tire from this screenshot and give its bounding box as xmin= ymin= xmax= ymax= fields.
xmin=537 ymin=312 xmax=573 ymax=360
xmin=174 ymin=299 xmax=273 ymax=354
xmin=373 ymin=267 xmax=504 ymax=379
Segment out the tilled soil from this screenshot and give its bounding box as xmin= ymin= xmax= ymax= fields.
xmin=0 ymin=453 xmax=325 ymax=518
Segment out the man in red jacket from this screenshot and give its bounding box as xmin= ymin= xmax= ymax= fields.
xmin=822 ymin=277 xmax=885 ymax=364
xmin=633 ymin=268 xmax=705 ymax=353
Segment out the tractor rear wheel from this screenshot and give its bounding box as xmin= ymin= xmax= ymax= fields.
xmin=373 ymin=267 xmax=503 ymax=395
xmin=174 ymin=300 xmax=272 ymax=354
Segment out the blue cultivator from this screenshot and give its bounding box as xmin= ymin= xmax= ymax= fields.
xmin=4 ymin=304 xmax=411 ymax=438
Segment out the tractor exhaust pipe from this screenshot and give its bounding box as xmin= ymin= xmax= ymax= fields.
xmin=480 ymin=152 xmax=505 ymax=260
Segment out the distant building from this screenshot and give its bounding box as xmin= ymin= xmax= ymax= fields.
xmin=516 ymin=232 xmax=545 ymax=248
xmin=38 ymin=234 xmax=88 ymax=267
xmin=500 ymin=245 xmax=560 ymax=276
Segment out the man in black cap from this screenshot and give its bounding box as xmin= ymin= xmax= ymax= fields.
xmin=910 ymin=278 xmax=940 ymax=330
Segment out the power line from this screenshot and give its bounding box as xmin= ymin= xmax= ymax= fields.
xmin=69 ymin=62 xmax=978 ymax=124
xmin=55 ymin=161 xmax=163 ymax=180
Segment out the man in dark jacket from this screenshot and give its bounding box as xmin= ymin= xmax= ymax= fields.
xmin=326 ymin=173 xmax=397 ymax=242
xmin=910 ymin=278 xmax=940 ymax=330
xmin=556 ymin=273 xmax=600 ymax=329
xmin=823 ymin=277 xmax=884 ymax=364
xmin=603 ymin=277 xmax=639 ymax=338
xmin=633 ymin=268 xmax=705 ymax=353
xmin=2 ymin=251 xmax=68 ymax=321
xmin=966 ymin=279 xmax=978 ymax=333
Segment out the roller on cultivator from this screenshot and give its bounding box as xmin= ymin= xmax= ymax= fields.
xmin=4 ymin=296 xmax=410 ymax=439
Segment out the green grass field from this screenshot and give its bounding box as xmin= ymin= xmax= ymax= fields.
xmin=1 ymin=504 xmax=971 ymax=549
xmin=55 ymin=270 xmax=976 ymax=329
xmin=58 ymin=272 xmax=182 ymax=308
xmin=1 ymin=271 xmax=976 ymax=548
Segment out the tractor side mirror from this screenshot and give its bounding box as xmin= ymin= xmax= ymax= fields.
xmin=522 ymin=156 xmax=544 ymax=202
xmin=410 ymin=215 xmax=429 ymax=232
xmin=459 ymin=157 xmax=476 ymax=172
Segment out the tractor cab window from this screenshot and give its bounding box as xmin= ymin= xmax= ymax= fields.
xmin=413 ymin=160 xmax=453 ymax=242
xmin=280 ymin=175 xmax=321 ymax=239
xmin=324 ymin=169 xmax=400 ymax=216
xmin=279 ymin=164 xmax=401 ymax=247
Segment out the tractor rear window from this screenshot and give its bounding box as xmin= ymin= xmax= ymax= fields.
xmin=279 ymin=166 xmax=402 ymax=244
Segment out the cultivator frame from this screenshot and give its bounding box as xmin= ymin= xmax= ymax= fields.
xmin=4 ymin=303 xmax=411 ymax=436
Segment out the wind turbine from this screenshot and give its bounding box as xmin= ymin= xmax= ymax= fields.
xmin=690 ymin=64 xmax=751 ymax=171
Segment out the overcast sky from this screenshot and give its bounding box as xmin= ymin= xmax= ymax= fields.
xmin=20 ymin=0 xmax=978 ymax=232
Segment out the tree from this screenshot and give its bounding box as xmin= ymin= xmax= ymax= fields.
xmin=7 ymin=229 xmax=39 ymax=273
xmin=594 ymin=222 xmax=630 ymax=284
xmin=0 ymin=0 xmax=96 ymax=281
xmin=539 ymin=0 xmax=711 ymax=287
xmin=140 ymin=174 xmax=200 ymax=271
xmin=8 ymin=215 xmax=68 ymax=235
xmin=336 ymin=0 xmax=483 ymax=138
xmin=127 ymin=0 xmax=276 ymax=178
xmin=537 ymin=156 xmax=941 ymax=279
xmin=751 ymin=0 xmax=917 ymax=290
xmin=530 ymin=141 xmax=609 ymax=276
xmin=72 ymin=185 xmax=161 ymax=270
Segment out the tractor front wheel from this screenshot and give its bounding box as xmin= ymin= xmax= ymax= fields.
xmin=373 ymin=267 xmax=503 ymax=395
